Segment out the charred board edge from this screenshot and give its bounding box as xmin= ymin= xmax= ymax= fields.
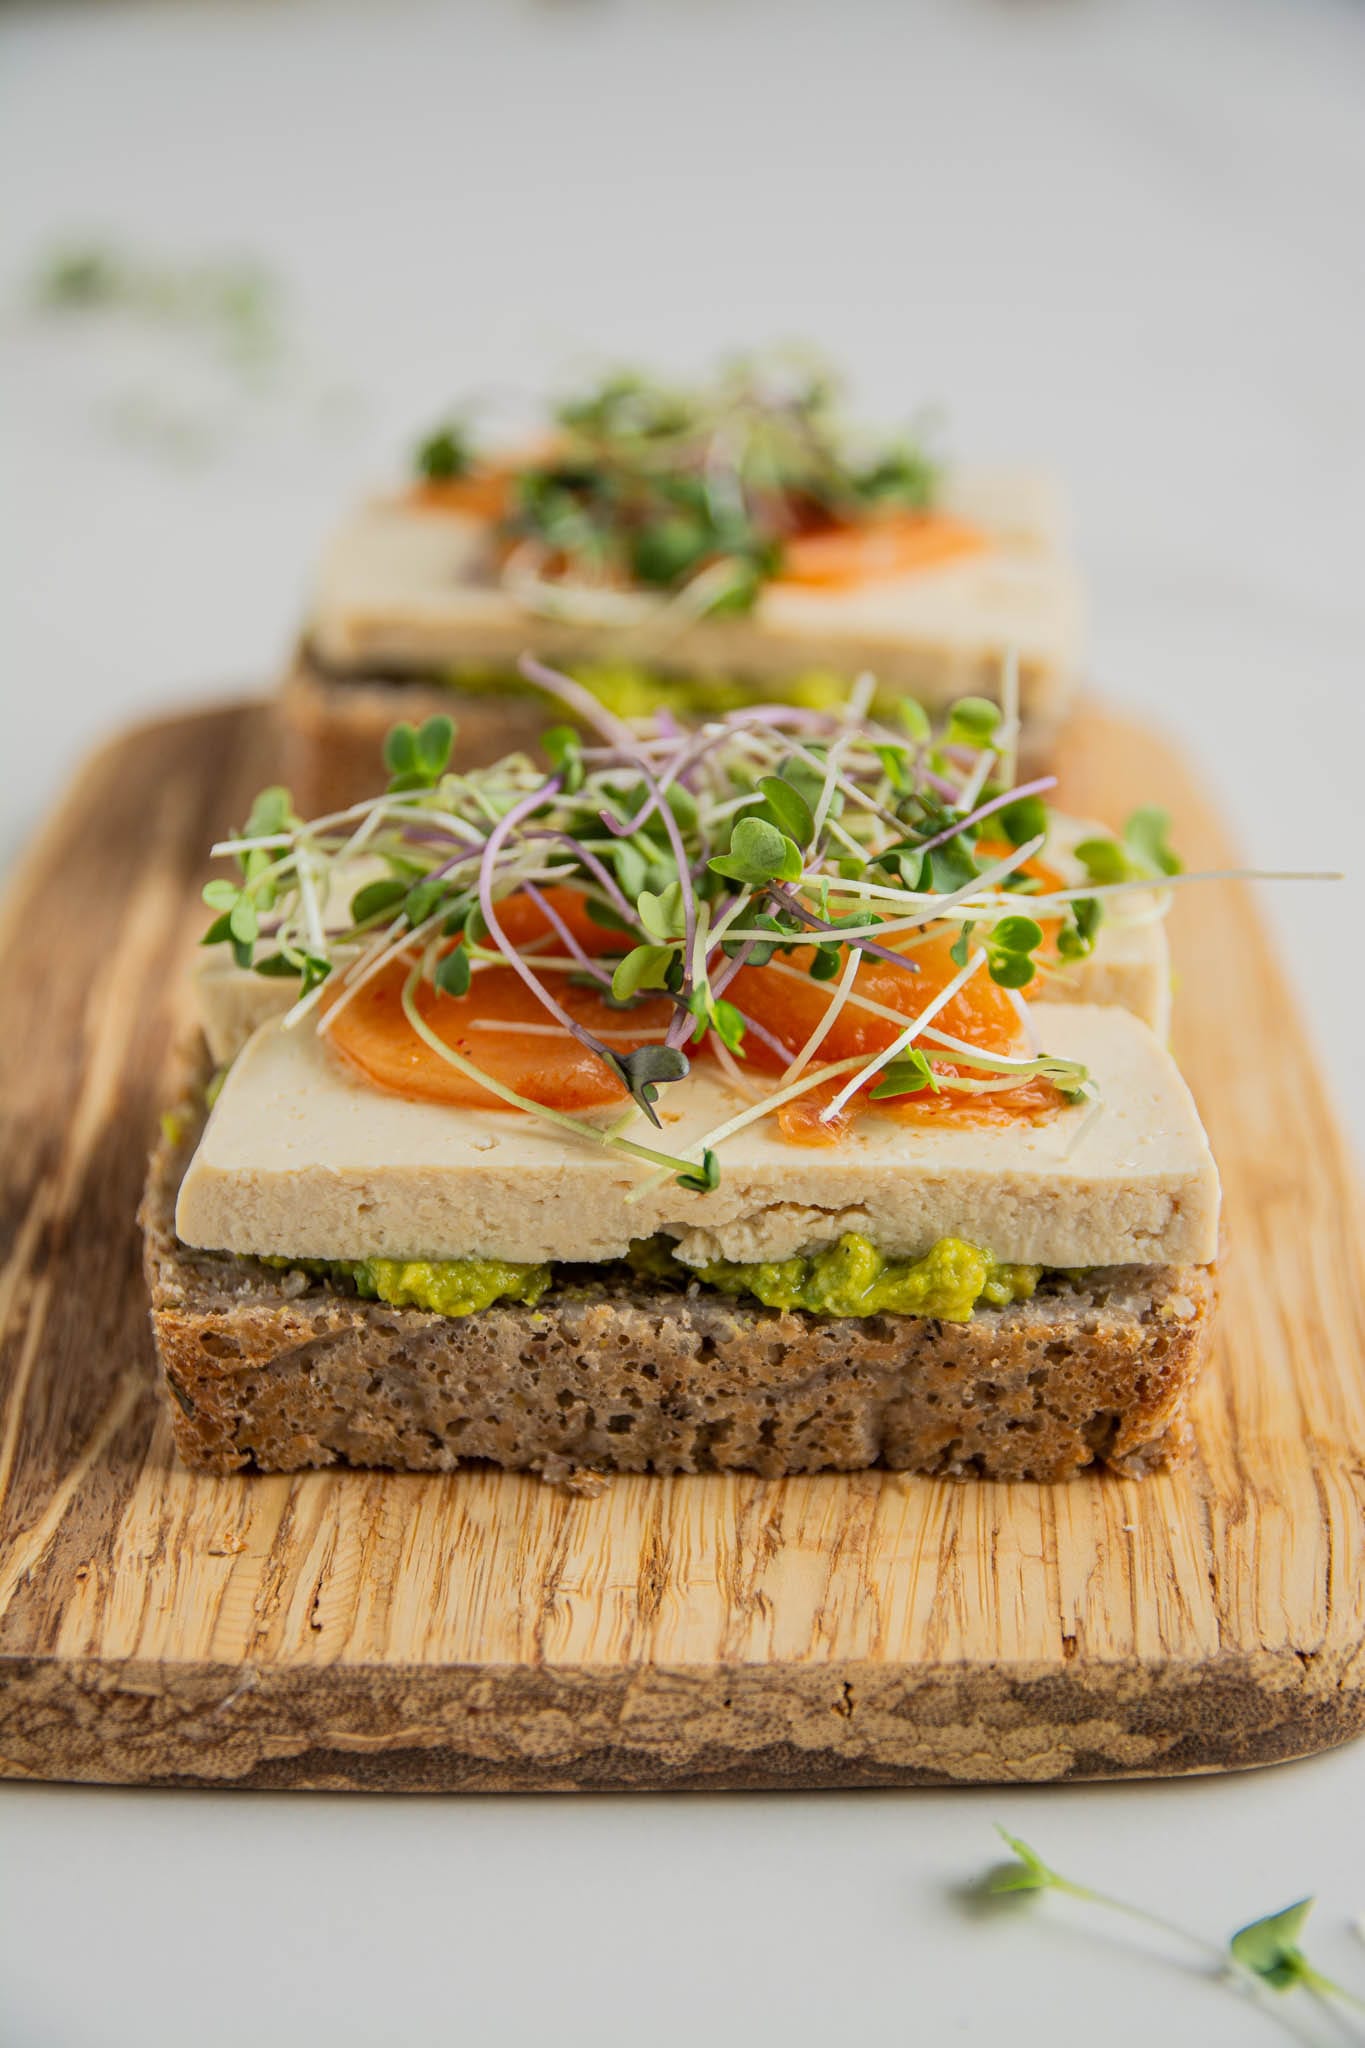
xmin=2 ymin=1649 xmax=1363 ymax=1793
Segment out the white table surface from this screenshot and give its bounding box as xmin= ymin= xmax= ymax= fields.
xmin=1 ymin=2 xmax=1363 ymax=2043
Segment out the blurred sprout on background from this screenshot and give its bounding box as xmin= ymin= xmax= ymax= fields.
xmin=34 ymin=238 xmax=283 ymax=368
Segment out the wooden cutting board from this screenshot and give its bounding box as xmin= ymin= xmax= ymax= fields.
xmin=1 ymin=699 xmax=1362 ymax=1793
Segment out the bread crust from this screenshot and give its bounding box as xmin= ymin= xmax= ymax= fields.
xmin=275 ymin=652 xmax=550 ymax=815
xmin=142 ymin=1087 xmax=1216 ymax=1484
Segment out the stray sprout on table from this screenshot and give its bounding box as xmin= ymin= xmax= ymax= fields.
xmin=201 ymin=659 xmax=1334 ymax=1192
xmin=988 ymin=1830 xmax=1365 ymax=2045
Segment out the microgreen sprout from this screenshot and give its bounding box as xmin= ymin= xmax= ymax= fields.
xmin=1076 ymin=806 xmax=1183 ymax=885
xmin=200 ymin=665 xmax=1333 ymax=1194
xmin=414 ymin=352 xmax=945 ymax=623
xmin=985 ymin=1830 xmax=1365 ymax=2043
xmin=34 ymin=239 xmax=281 ymax=366
xmin=415 ymin=419 xmax=474 ymax=482
xmin=383 ymin=714 xmax=456 ymax=792
xmin=952 ymin=913 xmax=1046 ymax=989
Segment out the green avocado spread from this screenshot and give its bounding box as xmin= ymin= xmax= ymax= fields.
xmin=267 ymin=1234 xmax=1040 ymax=1323
xmin=696 ymin=1234 xmax=1039 ymax=1322
xmin=340 ymin=1256 xmax=550 ymax=1316
xmin=438 ymin=661 xmax=863 ymax=723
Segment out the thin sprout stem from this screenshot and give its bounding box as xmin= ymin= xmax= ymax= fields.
xmin=820 ymin=947 xmax=988 ymax=1124
xmin=519 ymin=881 xmax=614 ymax=988
xmin=955 ymin=747 xmax=996 ymax=818
xmin=1021 ymin=868 xmax=1344 ymax=909
xmin=1045 ymin=1885 xmax=1331 ymax=2048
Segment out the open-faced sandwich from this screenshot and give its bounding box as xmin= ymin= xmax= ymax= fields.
xmin=281 ymin=355 xmax=1084 ymax=809
xmin=146 ymin=669 xmax=1217 ymax=1483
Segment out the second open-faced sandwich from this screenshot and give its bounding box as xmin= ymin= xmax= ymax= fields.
xmin=147 ymin=672 xmax=1217 ymax=1484
xmin=282 ymin=354 xmax=1084 ymax=808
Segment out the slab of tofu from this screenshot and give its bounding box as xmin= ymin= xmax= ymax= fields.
xmin=176 ymin=1003 xmax=1218 ymax=1272
xmin=307 ymin=470 xmax=1084 ymax=723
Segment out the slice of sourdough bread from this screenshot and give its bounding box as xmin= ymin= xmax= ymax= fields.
xmin=142 ymin=1086 xmax=1216 ymax=1485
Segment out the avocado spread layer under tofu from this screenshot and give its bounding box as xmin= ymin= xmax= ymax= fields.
xmin=265 ymin=1232 xmax=1043 ymax=1322
xmin=426 ymin=661 xmax=863 ymax=721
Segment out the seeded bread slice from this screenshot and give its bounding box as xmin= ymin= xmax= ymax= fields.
xmin=142 ymin=1091 xmax=1217 ymax=1485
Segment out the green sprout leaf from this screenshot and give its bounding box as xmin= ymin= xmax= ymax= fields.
xmin=350 ymin=877 xmax=409 ymax=926
xmin=1229 ymin=1900 xmax=1319 ymax=1991
xmin=676 ymin=1147 xmax=721 ymax=1194
xmin=983 ymin=913 xmax=1043 ymax=988
xmin=897 ymin=697 xmax=932 ymax=745
xmin=442 ymin=893 xmax=476 ymax=937
xmin=989 ymin=1831 xmax=1073 ymax=1896
xmin=611 ymin=944 xmax=677 ymax=1002
xmin=403 ymin=877 xmax=447 ymax=926
xmin=687 ymin=987 xmax=746 ymax=1052
xmin=242 ymin=785 xmax=293 ymax=842
xmin=606 ymin=841 xmax=647 ymax=902
xmin=857 ymin=441 xmax=936 ymax=509
xmin=383 ymin=722 xmax=418 ymax=781
xmin=1124 ymin=805 xmax=1183 ymax=878
xmin=919 ymin=839 xmax=980 ymax=894
xmin=416 ymin=714 xmax=455 ymax=780
xmin=384 ymin=714 xmax=455 ymax=792
xmin=1076 ymin=809 xmax=1183 ymax=887
xmin=987 ymin=953 xmax=1036 ymax=990
xmin=253 ymin=950 xmax=327 ymax=991
xmin=977 ymin=1830 xmax=1365 ymax=2033
xmin=1052 ymin=1061 xmax=1092 ymax=1103
xmin=416 ymin=420 xmax=472 ymax=481
xmin=1056 ymin=896 xmax=1102 ymax=961
xmin=626 ymin=779 xmax=698 ymax=842
xmin=946 ymin=697 xmax=1001 ymax=750
xmin=756 ymin=774 xmax=816 ymax=848
xmin=869 ymin=1049 xmax=939 ymax=1100
xmin=434 ymin=946 xmax=472 ymax=998
xmin=700 ymin=555 xmax=764 ymax=617
xmin=875 ymin=744 xmax=913 ymax=796
xmin=773 ymin=751 xmax=843 ymax=825
xmin=630 ymin=513 xmax=712 ymax=588
xmin=999 ymin=794 xmax=1049 ymax=847
xmin=1074 ymin=835 xmax=1129 ymax=885
xmin=993 ymin=914 xmax=1043 ymax=952
xmin=605 ymin=1044 xmax=689 ymax=1127
xmin=711 ymin=998 xmax=746 ymax=1051
xmin=809 ymin=943 xmax=843 ymax=982
xmin=950 ymin=921 xmax=975 ymax=970
xmin=708 ymin=815 xmax=804 ymax=887
xmin=636 ymin=882 xmax=686 ymax=942
xmin=1228 ymin=1898 xmax=1365 ymax=2008
xmin=723 ymin=908 xmax=804 ymax=968
xmin=543 ymin=724 xmax=585 ymax=795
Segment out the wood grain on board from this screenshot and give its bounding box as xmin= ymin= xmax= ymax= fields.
xmin=0 ymin=698 xmax=1362 ymax=1792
